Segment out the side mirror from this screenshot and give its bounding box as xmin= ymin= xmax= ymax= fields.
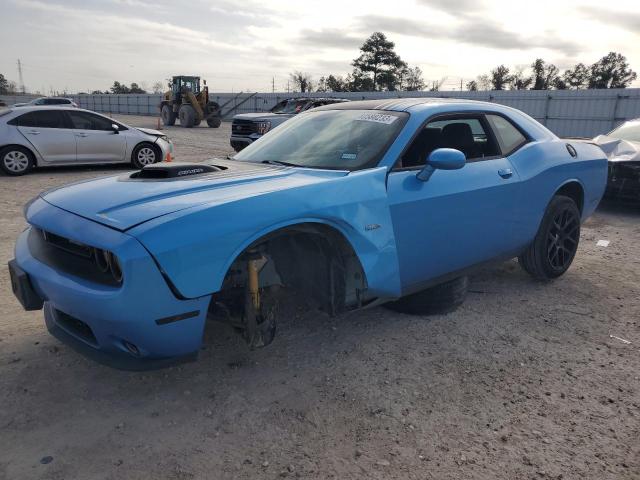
xmin=111 ymin=123 xmax=120 ymax=134
xmin=416 ymin=148 xmax=466 ymax=182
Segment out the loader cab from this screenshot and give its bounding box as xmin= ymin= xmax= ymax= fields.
xmin=171 ymin=76 xmax=201 ymax=96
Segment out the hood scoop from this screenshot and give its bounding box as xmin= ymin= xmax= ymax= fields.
xmin=130 ymin=162 xmax=225 ymax=180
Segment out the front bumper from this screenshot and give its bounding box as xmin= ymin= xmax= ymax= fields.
xmin=230 ymin=134 xmax=261 ymax=152
xmin=155 ymin=136 xmax=174 ymax=161
xmin=11 ymin=198 xmax=211 ymax=370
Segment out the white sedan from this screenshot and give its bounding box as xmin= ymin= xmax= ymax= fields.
xmin=0 ymin=106 xmax=172 ymax=175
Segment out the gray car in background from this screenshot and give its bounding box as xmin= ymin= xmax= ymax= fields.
xmin=230 ymin=97 xmax=349 ymax=152
xmin=12 ymin=97 xmax=78 ymax=108
xmin=0 ymin=106 xmax=172 ymax=175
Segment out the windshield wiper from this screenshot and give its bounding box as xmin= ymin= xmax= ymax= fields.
xmin=262 ymin=160 xmax=301 ymax=167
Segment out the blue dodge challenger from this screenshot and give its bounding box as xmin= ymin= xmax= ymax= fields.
xmin=9 ymin=99 xmax=607 ymax=369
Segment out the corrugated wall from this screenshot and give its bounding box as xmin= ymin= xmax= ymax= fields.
xmin=3 ymin=88 xmax=640 ymax=138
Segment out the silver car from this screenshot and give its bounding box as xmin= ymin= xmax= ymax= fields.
xmin=0 ymin=106 xmax=172 ymax=175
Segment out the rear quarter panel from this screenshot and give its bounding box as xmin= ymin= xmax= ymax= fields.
xmin=508 ymin=138 xmax=607 ymax=251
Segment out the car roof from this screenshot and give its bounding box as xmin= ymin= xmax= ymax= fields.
xmin=9 ymin=105 xmax=86 ymax=112
xmin=313 ymin=97 xmax=497 ymax=112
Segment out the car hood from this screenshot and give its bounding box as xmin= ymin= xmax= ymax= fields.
xmin=136 ymin=127 xmax=165 ymax=137
xmin=39 ymin=159 xmax=349 ymax=231
xmin=233 ymin=112 xmax=294 ymax=122
xmin=592 ymin=135 xmax=640 ymax=162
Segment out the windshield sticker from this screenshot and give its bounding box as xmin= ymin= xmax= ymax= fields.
xmin=341 ymin=153 xmax=357 ymax=161
xmin=355 ymin=112 xmax=398 ymax=125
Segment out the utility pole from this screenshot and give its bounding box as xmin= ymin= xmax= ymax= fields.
xmin=460 ymin=78 xmax=463 ymax=91
xmin=17 ymin=59 xmax=25 ymax=94
xmin=272 ymin=77 xmax=275 ymax=93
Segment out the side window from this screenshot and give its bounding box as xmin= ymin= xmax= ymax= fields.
xmin=486 ymin=114 xmax=527 ymax=154
xmin=12 ymin=110 xmax=67 ymax=128
xmin=399 ymin=116 xmax=500 ymax=169
xmin=67 ymin=111 xmax=114 ymax=131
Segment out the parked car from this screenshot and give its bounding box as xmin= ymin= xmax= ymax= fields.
xmin=13 ymin=97 xmax=78 ymax=108
xmin=9 ymin=98 xmax=607 ymax=369
xmin=0 ymin=106 xmax=172 ymax=175
xmin=590 ymin=119 xmax=640 ymax=200
xmin=230 ymin=97 xmax=349 ymax=151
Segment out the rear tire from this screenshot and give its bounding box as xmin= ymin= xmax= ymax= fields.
xmin=131 ymin=143 xmax=160 ymax=169
xmin=207 ymin=116 xmax=222 ymax=128
xmin=161 ymin=105 xmax=176 ymax=126
xmin=0 ymin=146 xmax=34 ymax=176
xmin=518 ymin=195 xmax=581 ymax=280
xmin=178 ymin=105 xmax=196 ymax=128
xmin=385 ymin=276 xmax=468 ymax=315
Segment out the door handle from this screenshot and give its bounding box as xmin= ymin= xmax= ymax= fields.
xmin=76 ymin=133 xmax=89 ymax=137
xmin=27 ymin=130 xmax=40 ymax=135
xmin=498 ymin=168 xmax=513 ymax=179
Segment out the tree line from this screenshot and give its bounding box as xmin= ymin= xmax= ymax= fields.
xmin=468 ymin=53 xmax=637 ymax=91
xmin=289 ymin=32 xmax=637 ymax=93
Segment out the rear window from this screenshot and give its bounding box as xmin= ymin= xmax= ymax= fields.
xmin=67 ymin=111 xmax=114 ymax=131
xmin=486 ymin=114 xmax=527 ymax=154
xmin=9 ymin=110 xmax=67 ymax=128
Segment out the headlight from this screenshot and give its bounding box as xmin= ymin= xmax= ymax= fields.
xmin=256 ymin=121 xmax=271 ymax=135
xmin=93 ymin=248 xmax=123 ymax=283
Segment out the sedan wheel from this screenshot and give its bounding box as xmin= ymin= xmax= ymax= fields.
xmin=131 ymin=144 xmax=159 ymax=169
xmin=0 ymin=147 xmax=34 ymax=176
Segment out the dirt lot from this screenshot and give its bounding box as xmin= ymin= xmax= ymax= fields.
xmin=0 ymin=115 xmax=638 ymax=480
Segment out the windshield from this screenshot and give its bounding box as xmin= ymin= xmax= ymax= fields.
xmin=234 ymin=109 xmax=408 ymax=171
xmin=271 ymin=99 xmax=311 ymax=114
xmin=608 ymin=121 xmax=640 ymax=143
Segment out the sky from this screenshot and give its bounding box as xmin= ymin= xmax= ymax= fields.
xmin=1 ymin=0 xmax=639 ymax=93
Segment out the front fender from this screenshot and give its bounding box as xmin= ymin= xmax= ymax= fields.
xmin=129 ymin=167 xmax=402 ymax=299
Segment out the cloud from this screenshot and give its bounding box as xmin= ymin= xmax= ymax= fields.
xmin=355 ymin=14 xmax=581 ymax=55
xmin=417 ymin=0 xmax=484 ymax=15
xmin=580 ymin=6 xmax=640 ymax=34
xmin=298 ymin=28 xmax=364 ymax=49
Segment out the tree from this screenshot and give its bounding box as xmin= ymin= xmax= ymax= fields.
xmin=110 ymin=81 xmax=130 ymax=94
xmin=490 ymin=65 xmax=511 ymax=90
xmin=561 ymin=63 xmax=589 ymax=89
xmin=509 ymin=66 xmax=533 ymax=90
xmin=289 ymin=71 xmax=314 ymax=93
xmin=476 ymin=75 xmax=491 ymax=91
xmin=129 ymin=82 xmax=146 ymax=94
xmin=466 ymin=80 xmax=478 ymax=91
xmin=0 ymin=74 xmax=9 ymax=95
xmin=402 ymin=66 xmax=425 ymax=91
xmin=152 ymin=81 xmax=164 ymax=94
xmin=352 ymin=32 xmax=407 ymax=91
xmin=327 ymin=75 xmax=348 ymax=92
xmin=531 ymin=59 xmax=560 ymax=90
xmin=588 ymin=52 xmax=637 ymax=89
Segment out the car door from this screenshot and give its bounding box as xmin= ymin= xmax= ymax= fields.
xmin=13 ymin=110 xmax=77 ymax=163
xmin=386 ymin=113 xmax=521 ymax=293
xmin=66 ymin=110 xmax=127 ymax=163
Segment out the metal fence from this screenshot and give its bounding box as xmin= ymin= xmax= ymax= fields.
xmin=3 ymin=88 xmax=640 ymax=138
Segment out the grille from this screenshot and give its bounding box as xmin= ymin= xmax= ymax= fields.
xmin=28 ymin=228 xmax=121 ymax=287
xmin=232 ymin=119 xmax=258 ymax=135
xmin=55 ymin=310 xmax=98 ymax=346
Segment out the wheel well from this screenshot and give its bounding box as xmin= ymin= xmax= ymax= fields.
xmin=219 ymin=223 xmax=367 ymax=315
xmin=0 ymin=144 xmax=38 ymax=166
xmin=555 ymin=181 xmax=584 ymax=213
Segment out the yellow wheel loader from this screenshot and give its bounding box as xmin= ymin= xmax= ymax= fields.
xmin=159 ymin=76 xmax=222 ymax=128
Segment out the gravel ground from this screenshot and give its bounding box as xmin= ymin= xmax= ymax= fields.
xmin=0 ymin=115 xmax=638 ymax=480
